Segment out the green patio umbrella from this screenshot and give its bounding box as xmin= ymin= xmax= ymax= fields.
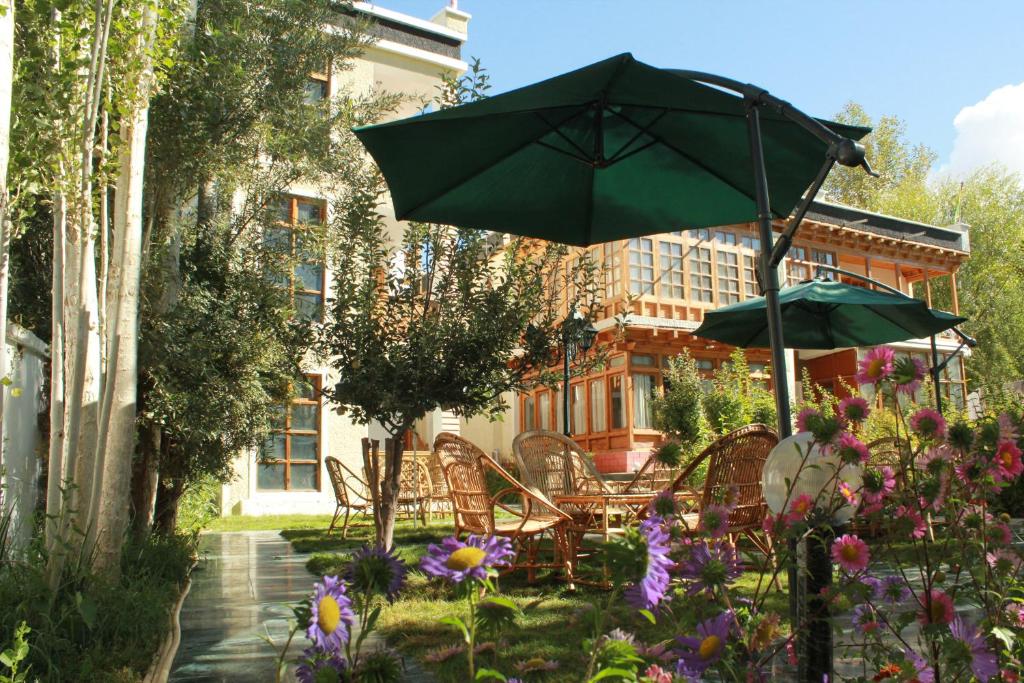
xmin=354 ymin=53 xmax=869 ymax=246
xmin=692 ymin=279 xmax=967 ymax=350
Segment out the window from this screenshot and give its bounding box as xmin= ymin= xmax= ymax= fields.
xmin=538 ymin=392 xmax=551 ymax=431
xmin=659 ymin=241 xmax=685 ymax=298
xmin=604 ymin=243 xmax=622 ymax=299
xmin=267 ymin=196 xmax=325 ymax=321
xmin=523 ymin=395 xmax=536 ymax=431
xmin=689 ymin=246 xmax=713 ymax=302
xmin=787 ymin=246 xmax=810 ymax=286
xmin=610 ymin=375 xmax=626 ymax=429
xmin=555 ymin=386 xmax=564 ymax=434
xmin=632 ymin=374 xmax=655 ymax=429
xmin=741 ymin=236 xmax=760 ymax=298
xmin=715 ymin=230 xmax=736 ymax=246
xmin=590 ymin=380 xmax=607 ymax=432
xmin=717 ymin=251 xmax=740 ymax=304
xmin=812 ymin=249 xmax=837 ymax=279
xmin=631 ymin=354 xmax=656 ymax=367
xmin=304 ymin=77 xmax=328 ymax=105
xmin=628 ymin=238 xmax=654 ymax=295
xmin=693 ymin=229 xmax=711 ymax=241
xmin=570 ymin=383 xmax=586 ymax=434
xmin=259 ymin=375 xmax=321 ymax=491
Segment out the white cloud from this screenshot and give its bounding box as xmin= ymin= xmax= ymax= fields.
xmin=942 ymin=82 xmax=1024 ymax=178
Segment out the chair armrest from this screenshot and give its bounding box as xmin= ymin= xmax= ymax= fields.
xmin=491 ymin=486 xmax=528 ymax=518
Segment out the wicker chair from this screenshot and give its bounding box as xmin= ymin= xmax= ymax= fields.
xmin=434 ymin=432 xmax=574 ymax=583
xmin=325 ymin=457 xmax=373 ymax=537
xmin=426 ymin=449 xmax=452 ymax=517
xmin=619 ymin=450 xmax=679 ymax=494
xmin=665 ymin=424 xmax=779 ymax=555
xmin=511 ymin=430 xmax=614 ymax=500
xmin=365 ymin=453 xmax=433 ymax=524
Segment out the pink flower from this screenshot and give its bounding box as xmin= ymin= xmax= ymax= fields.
xmin=839 ymin=481 xmax=858 ymax=506
xmin=856 ymin=347 xmax=895 ymax=385
xmin=918 ymin=589 xmax=954 ymax=625
xmin=763 ymin=512 xmax=788 ymax=536
xmin=786 ymin=494 xmax=814 ymax=523
xmin=796 ymin=406 xmax=821 ymax=433
xmin=897 ymin=505 xmax=926 ymax=540
xmin=909 ymin=408 xmax=947 ymax=440
xmin=862 ymin=466 xmax=896 ymax=505
xmin=988 ymin=522 xmax=1013 ymax=546
xmin=643 ymin=664 xmax=673 ymax=683
xmin=785 ymin=639 xmax=798 ymax=666
xmin=995 ymin=440 xmax=1024 ymax=481
xmin=999 ymin=413 xmax=1020 ymax=441
xmin=832 ymin=534 xmax=870 ymax=574
xmin=837 ymin=432 xmax=870 ymax=464
xmin=893 ymin=356 xmax=927 ymax=395
xmin=838 ymin=396 xmax=871 ymax=423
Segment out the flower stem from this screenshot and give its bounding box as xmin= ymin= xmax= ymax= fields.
xmin=467 ymin=587 xmax=478 ymax=679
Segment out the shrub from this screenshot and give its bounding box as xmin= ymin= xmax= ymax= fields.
xmin=652 ymin=350 xmax=709 ymax=454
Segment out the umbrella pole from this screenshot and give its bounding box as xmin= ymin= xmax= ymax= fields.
xmin=747 ymin=102 xmax=832 ymax=683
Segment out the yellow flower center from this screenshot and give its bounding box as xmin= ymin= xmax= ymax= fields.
xmin=929 ymin=600 xmax=945 ymax=621
xmin=867 ymin=359 xmax=885 ymax=378
xmin=318 ymin=595 xmax=341 ymax=635
xmin=840 ymin=545 xmax=860 ymax=562
xmin=446 ymin=547 xmax=487 ymax=571
xmin=1002 ymin=452 xmax=1014 ymax=467
xmin=525 ymin=657 xmax=547 ymax=669
xmin=698 ymin=634 xmax=722 ymax=660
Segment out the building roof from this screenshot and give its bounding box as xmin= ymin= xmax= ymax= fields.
xmin=348 ymin=2 xmax=467 ymax=60
xmin=807 ymin=200 xmax=970 ymax=253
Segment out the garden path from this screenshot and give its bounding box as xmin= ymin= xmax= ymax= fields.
xmin=169 ymin=530 xmax=433 ymax=682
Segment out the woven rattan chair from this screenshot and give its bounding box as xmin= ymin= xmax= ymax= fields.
xmin=665 ymin=424 xmax=779 ymax=555
xmin=434 ymin=432 xmax=574 ymax=583
xmin=326 ymin=457 xmax=373 ymax=537
xmin=620 ymin=449 xmax=679 ymax=494
xmin=512 ymin=430 xmax=613 ymax=500
xmin=426 ymin=449 xmax=452 ymax=517
xmin=365 ymin=453 xmax=433 ymax=524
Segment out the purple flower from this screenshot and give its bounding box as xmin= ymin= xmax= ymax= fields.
xmin=676 ymin=611 xmax=732 ymax=674
xmin=675 ymin=540 xmax=741 ymax=596
xmin=851 ymin=604 xmax=879 ymax=635
xmin=625 ymin=516 xmax=674 ymax=611
xmin=306 ymin=576 xmax=355 ymax=653
xmin=345 ymin=544 xmax=407 ymax=603
xmin=877 ymin=575 xmax=912 ymax=604
xmin=419 ymin=534 xmax=514 ymax=584
xmin=904 ymin=648 xmax=935 ymax=683
xmin=699 ymin=504 xmax=731 ymax=539
xmin=951 ymin=617 xmax=998 ymax=682
xmin=295 ymin=647 xmax=346 ymax=683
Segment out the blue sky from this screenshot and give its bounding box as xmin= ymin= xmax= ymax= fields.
xmin=382 ymin=0 xmax=1024 ymax=176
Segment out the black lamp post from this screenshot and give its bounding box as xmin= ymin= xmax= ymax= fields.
xmin=560 ymin=308 xmax=598 ymax=436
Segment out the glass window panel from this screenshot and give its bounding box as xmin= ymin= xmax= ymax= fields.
xmin=632 ymin=374 xmax=654 ymax=429
xmin=555 ymin=387 xmax=564 ymax=433
xmin=610 ymin=376 xmax=625 ymax=430
xmin=603 ymin=243 xmax=622 ymax=298
xmin=304 ymin=78 xmax=328 ymax=105
xmin=296 ymin=200 xmax=323 ymax=224
xmin=295 ymin=293 xmax=322 ymax=321
xmin=590 ymin=381 xmax=607 ymax=433
xmin=696 ymin=359 xmax=714 ymax=371
xmin=570 ymin=384 xmax=585 ymax=435
xmin=538 ymin=392 xmax=551 ymax=431
xmin=295 ymin=262 xmax=323 ymax=292
xmin=946 ymin=357 xmax=963 ymax=381
xmin=290 ymin=464 xmax=318 ymax=490
xmin=291 ymin=435 xmax=318 ymax=462
xmin=270 ymin=405 xmax=286 ymax=430
xmin=262 ymin=434 xmax=286 ymax=461
xmin=950 ymin=383 xmax=965 ymax=409
xmin=628 ymin=238 xmax=654 ymax=295
xmin=631 ymin=354 xmax=655 ymax=367
xmin=523 ymin=396 xmax=536 ymax=431
xmin=689 ymin=247 xmax=713 ymax=302
xmin=659 ymin=241 xmax=684 ymax=298
xmin=609 ymin=355 xmax=625 ymax=368
xmin=291 ymin=403 xmax=318 ymax=432
xmin=264 ymin=226 xmax=291 ymax=252
xmin=295 ymin=378 xmax=317 ymax=400
xmin=257 ymin=463 xmax=286 ymax=490
xmin=271 ymin=199 xmax=291 ymax=223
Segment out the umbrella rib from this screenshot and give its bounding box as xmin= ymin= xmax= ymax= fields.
xmin=605 ymin=108 xmax=669 ymax=164
xmin=535 ymin=139 xmax=596 ymax=166
xmin=536 ymin=109 xmax=596 ymax=161
xmin=610 ymin=108 xmax=769 ymax=212
xmin=394 ymin=109 xmax=586 ymax=221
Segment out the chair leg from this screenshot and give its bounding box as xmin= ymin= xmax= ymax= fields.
xmin=327 ymin=504 xmax=342 ymax=536
xmin=341 ymin=506 xmax=352 ymax=539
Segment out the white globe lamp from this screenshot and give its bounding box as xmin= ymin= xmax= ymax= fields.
xmin=762 ymin=431 xmax=862 ymax=525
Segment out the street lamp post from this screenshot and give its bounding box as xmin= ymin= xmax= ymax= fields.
xmin=560 ymin=308 xmax=598 ymax=436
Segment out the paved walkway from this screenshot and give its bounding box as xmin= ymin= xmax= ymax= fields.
xmin=170 ymin=530 xmax=432 ymax=682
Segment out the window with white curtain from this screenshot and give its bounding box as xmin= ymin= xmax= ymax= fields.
xmin=571 ymin=384 xmax=586 ymax=435
xmin=610 ymin=376 xmax=625 ymax=429
xmin=538 ymin=392 xmax=551 ymax=430
xmin=523 ymin=395 xmax=536 ymax=431
xmin=590 ymin=381 xmax=607 ymax=433
xmin=632 ymin=374 xmax=655 ymax=429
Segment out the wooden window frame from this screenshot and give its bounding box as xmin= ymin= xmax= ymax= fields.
xmin=628 ymin=237 xmax=655 ymax=295
xmin=259 ymin=374 xmax=322 ymax=491
xmin=271 ymin=195 xmax=327 ymax=321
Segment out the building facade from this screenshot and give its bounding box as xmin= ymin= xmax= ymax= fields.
xmin=220 ymin=2 xmax=469 ymax=516
xmin=498 ymin=201 xmax=970 ymax=473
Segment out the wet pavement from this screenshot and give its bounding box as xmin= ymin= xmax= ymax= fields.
xmin=169 ymin=530 xmax=432 ymax=682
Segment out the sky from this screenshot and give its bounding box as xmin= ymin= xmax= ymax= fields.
xmin=380 ymin=0 xmax=1024 ymax=178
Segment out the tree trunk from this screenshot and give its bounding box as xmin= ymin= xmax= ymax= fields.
xmin=379 ymin=435 xmax=405 ymax=550
xmin=44 ymin=186 xmax=67 ymax=557
xmin=130 ymin=422 xmax=160 ymax=544
xmin=153 ymin=475 xmax=184 ymax=536
xmin=89 ymin=1 xmax=156 ymax=578
xmin=0 ymin=0 xmax=14 ymax=474
xmin=361 ymin=437 xmax=383 ymax=538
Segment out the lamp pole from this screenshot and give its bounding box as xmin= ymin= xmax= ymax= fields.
xmin=561 ymin=308 xmax=597 ymax=436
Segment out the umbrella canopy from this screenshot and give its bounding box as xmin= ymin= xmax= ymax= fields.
xmin=692 ymin=279 xmax=967 ymax=350
xmin=354 ymin=53 xmax=869 ymax=246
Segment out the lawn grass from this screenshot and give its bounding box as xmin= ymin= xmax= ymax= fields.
xmin=278 ymin=517 xmax=792 ymax=682
xmin=205 ymin=513 xmax=338 ymax=532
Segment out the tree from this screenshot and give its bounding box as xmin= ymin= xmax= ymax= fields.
xmin=824 ymin=103 xmax=1024 ymax=392
xmin=0 ymin=0 xmax=13 ymax=474
xmin=652 ymin=349 xmax=709 ymax=455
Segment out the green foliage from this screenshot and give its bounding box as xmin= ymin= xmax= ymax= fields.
xmin=0 ymin=533 xmax=194 ymax=681
xmin=0 ymin=622 xmax=30 ymax=683
xmin=705 ymin=349 xmax=777 ymax=435
xmin=825 ymin=103 xmax=1024 ymax=393
xmin=175 ymin=474 xmax=222 ymax=533
xmin=651 ymin=350 xmax=709 ymax=454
